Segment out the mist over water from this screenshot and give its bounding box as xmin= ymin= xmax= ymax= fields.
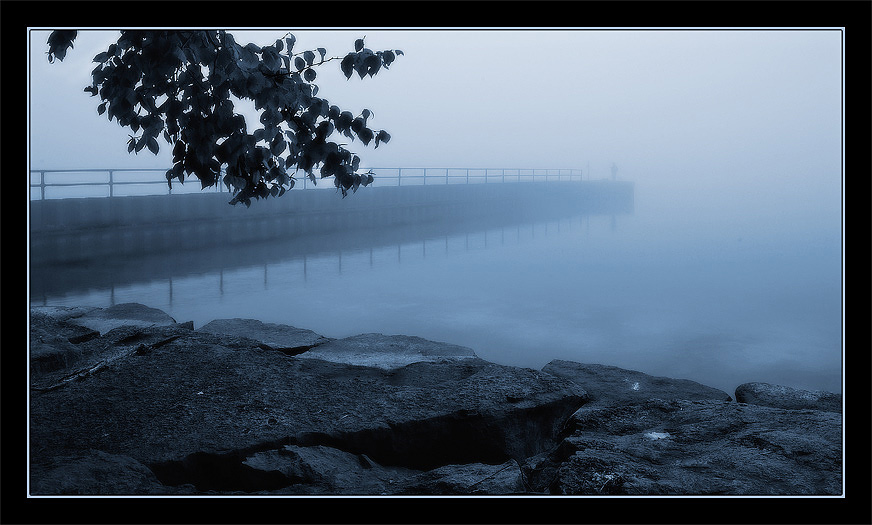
xmin=30 ymin=168 xmax=843 ymax=396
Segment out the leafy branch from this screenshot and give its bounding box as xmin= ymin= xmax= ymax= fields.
xmin=47 ymin=30 xmax=403 ymax=206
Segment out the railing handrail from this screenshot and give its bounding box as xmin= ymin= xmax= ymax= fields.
xmin=29 ymin=167 xmax=588 ymax=200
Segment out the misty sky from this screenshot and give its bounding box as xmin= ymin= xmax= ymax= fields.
xmin=28 ymin=28 xmax=843 ymax=230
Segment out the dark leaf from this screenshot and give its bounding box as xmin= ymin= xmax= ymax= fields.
xmin=340 ymin=54 xmax=354 ymax=79
xmin=146 ymin=137 xmax=159 ymax=155
xmin=354 ymin=38 xmax=364 ymax=52
xmin=304 ymin=68 xmax=316 ymax=82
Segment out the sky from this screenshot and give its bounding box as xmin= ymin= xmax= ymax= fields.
xmin=28 ymin=28 xmax=843 ymax=229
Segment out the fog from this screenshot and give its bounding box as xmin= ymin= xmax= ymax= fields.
xmin=28 ymin=29 xmax=843 ymax=394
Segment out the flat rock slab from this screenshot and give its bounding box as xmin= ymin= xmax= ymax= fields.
xmin=537 ymin=399 xmax=842 ymax=495
xmin=197 ymin=318 xmax=330 ymax=354
xmin=35 ymin=303 xmax=181 ymax=335
xmin=735 ymin=382 xmax=842 ymax=413
xmin=297 ymin=333 xmax=478 ymax=369
xmin=542 ymin=360 xmax=732 ymax=406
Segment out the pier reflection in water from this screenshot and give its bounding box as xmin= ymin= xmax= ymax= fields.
xmin=29 ymin=204 xmax=841 ymax=397
xmin=31 ymin=213 xmax=596 ymax=310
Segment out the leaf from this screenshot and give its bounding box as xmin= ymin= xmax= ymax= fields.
xmin=146 ymin=137 xmax=160 ymax=155
xmin=295 ymin=56 xmax=306 ymax=71
xmin=304 ymin=68 xmax=316 ymax=82
xmin=354 ymin=38 xmax=364 ymax=52
xmin=285 ymin=35 xmax=296 ymax=52
xmin=340 ymin=54 xmax=354 ymax=79
xmin=97 ymin=102 xmax=106 ymax=115
xmin=382 ymin=50 xmax=395 ymax=67
xmin=364 ymin=54 xmax=380 ymax=77
xmin=317 ymin=47 xmax=327 ymax=61
xmin=303 ymin=50 xmax=315 ymax=65
xmin=374 ymin=130 xmax=390 ymax=148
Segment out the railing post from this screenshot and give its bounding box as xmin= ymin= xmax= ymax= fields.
xmin=501 ymin=169 xmax=505 ymax=183
xmin=108 ymin=170 xmax=114 ymax=198
xmin=40 ymin=171 xmax=46 ymax=200
xmin=398 ymin=167 xmax=401 ymax=187
xmin=466 ymin=169 xmax=469 ymax=184
xmin=423 ymin=168 xmax=426 ymax=186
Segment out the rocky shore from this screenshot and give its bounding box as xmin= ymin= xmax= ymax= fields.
xmin=29 ymin=303 xmax=842 ymax=496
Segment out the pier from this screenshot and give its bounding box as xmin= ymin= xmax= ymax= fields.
xmin=28 ymin=168 xmax=634 ymax=267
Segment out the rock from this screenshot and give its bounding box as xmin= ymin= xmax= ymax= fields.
xmin=541 ymin=360 xmax=732 ymax=406
xmin=29 ymin=450 xmax=177 ymax=495
xmin=735 ymin=382 xmax=841 ymax=413
xmin=30 ymin=337 xmax=84 ymax=376
xmin=57 ymin=302 xmax=179 ymax=334
xmin=29 ymin=308 xmax=99 ymax=375
xmin=395 ymin=459 xmax=526 ymax=495
xmin=243 ymin=444 xmax=419 ymax=494
xmin=198 ymin=318 xmax=330 ymax=355
xmin=525 ymin=398 xmax=842 ymax=495
xmin=27 ymin=304 xmax=841 ymax=496
xmin=297 ymin=333 xmax=478 ymax=369
xmin=29 ymin=315 xmax=587 ymax=494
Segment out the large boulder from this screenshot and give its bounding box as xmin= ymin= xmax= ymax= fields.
xmin=29 ymin=308 xmax=588 ymax=495
xmin=526 ymin=359 xmax=842 ymax=495
xmin=735 ymin=382 xmax=841 ymax=413
xmin=538 ymin=399 xmax=842 ymax=495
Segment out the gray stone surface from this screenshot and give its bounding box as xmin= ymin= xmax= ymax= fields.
xmin=57 ymin=302 xmax=179 ymax=334
xmin=542 ymin=360 xmax=733 ymax=406
xmin=29 ymin=450 xmax=179 ymax=495
xmin=28 ymin=303 xmax=842 ymax=496
xmin=395 ymin=459 xmax=526 ymax=495
xmin=198 ymin=318 xmax=330 ymax=354
xmin=30 ymin=305 xmax=586 ymax=495
xmin=531 ymin=399 xmax=842 ymax=495
xmin=297 ymin=333 xmax=478 ymax=369
xmin=735 ymin=382 xmax=842 ymax=413
xmin=243 ymin=444 xmax=419 ymax=495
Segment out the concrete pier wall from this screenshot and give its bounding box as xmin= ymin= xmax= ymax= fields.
xmin=29 ymin=180 xmax=634 ymax=265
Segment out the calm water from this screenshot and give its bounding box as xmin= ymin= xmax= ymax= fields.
xmin=30 ymin=187 xmax=843 ymax=396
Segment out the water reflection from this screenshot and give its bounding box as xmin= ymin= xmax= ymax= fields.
xmin=30 ymin=213 xmax=603 ymax=310
xmin=29 ymin=202 xmax=841 ymax=397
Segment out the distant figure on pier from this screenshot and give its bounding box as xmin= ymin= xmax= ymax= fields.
xmin=611 ymin=163 xmax=618 ymax=180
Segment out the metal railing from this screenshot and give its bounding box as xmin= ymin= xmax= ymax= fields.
xmin=29 ymin=167 xmax=585 ymax=200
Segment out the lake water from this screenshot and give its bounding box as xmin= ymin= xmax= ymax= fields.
xmin=29 ymin=183 xmax=843 ymax=396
